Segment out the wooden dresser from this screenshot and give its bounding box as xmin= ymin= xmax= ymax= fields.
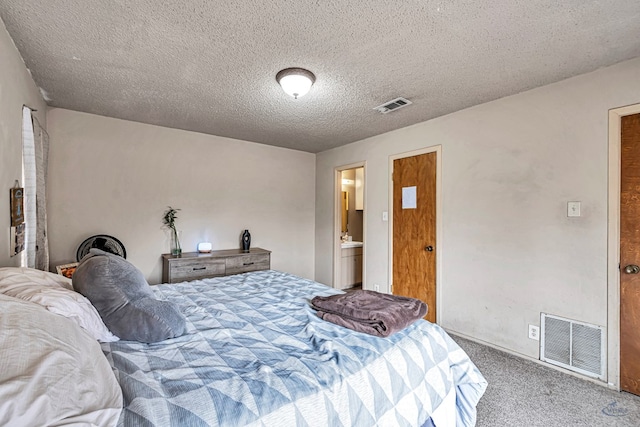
xmin=162 ymin=248 xmax=271 ymax=284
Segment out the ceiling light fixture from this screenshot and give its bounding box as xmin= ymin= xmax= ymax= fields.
xmin=276 ymin=68 xmax=316 ymax=99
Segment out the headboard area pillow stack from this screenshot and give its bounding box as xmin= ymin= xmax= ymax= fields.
xmin=0 ymin=267 xmax=118 ymax=342
xmin=0 ymin=293 xmax=122 ymax=426
xmin=73 ymin=248 xmax=187 ymax=343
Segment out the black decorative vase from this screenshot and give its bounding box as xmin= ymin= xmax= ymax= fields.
xmin=242 ymin=229 xmax=251 ymax=252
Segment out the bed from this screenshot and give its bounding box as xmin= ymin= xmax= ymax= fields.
xmin=102 ymin=270 xmax=486 ymax=426
xmin=0 ymin=267 xmax=486 ymax=426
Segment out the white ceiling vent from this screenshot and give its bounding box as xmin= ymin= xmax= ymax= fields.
xmin=373 ymin=97 xmax=412 ymax=114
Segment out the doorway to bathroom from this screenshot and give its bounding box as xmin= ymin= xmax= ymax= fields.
xmin=333 ymin=162 xmax=366 ymax=290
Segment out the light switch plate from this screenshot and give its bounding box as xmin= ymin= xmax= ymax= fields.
xmin=567 ymin=201 xmax=581 ymax=217
xmin=382 ymin=211 xmax=388 ymax=221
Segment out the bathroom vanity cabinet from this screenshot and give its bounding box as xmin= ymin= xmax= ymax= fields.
xmin=340 ymin=246 xmax=362 ymax=289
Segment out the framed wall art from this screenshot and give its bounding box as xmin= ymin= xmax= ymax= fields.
xmin=10 ymin=186 xmax=24 ymax=227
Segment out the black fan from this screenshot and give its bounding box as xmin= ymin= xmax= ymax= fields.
xmin=76 ymin=234 xmax=127 ymax=261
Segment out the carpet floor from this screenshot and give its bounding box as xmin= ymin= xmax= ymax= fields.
xmin=451 ymin=334 xmax=640 ymax=427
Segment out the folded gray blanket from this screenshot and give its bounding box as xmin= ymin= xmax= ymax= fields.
xmin=311 ymin=290 xmax=428 ymax=337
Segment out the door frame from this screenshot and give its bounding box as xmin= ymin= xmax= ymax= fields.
xmin=333 ymin=161 xmax=367 ymax=289
xmin=607 ymin=103 xmax=640 ymax=390
xmin=388 ymin=145 xmax=442 ymax=323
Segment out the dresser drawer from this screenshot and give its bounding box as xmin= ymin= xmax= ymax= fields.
xmin=169 ymin=258 xmax=225 ymax=282
xmin=225 ymin=253 xmax=270 ymax=275
xmin=162 ymin=248 xmax=271 ymax=284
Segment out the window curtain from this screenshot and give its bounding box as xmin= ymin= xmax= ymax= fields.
xmin=21 ymin=106 xmax=49 ymax=270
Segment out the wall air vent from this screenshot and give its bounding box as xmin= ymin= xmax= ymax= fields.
xmin=373 ymin=97 xmax=412 ymax=114
xmin=540 ymin=313 xmax=605 ymax=379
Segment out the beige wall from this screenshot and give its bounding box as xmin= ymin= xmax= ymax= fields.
xmin=315 ymin=57 xmax=640 ymax=365
xmin=0 ymin=20 xmax=47 ymax=267
xmin=47 ymin=109 xmax=316 ymax=284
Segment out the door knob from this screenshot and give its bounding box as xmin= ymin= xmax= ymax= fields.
xmin=425 ymin=246 xmax=433 ymax=252
xmin=624 ymin=264 xmax=640 ymax=274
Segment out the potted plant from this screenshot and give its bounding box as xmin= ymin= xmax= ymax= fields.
xmin=163 ymin=206 xmax=182 ymax=256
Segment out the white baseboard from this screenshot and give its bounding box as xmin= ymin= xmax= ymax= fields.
xmin=444 ymin=328 xmax=619 ymax=391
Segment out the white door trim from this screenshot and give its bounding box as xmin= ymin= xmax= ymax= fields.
xmin=388 ymin=145 xmax=442 ymax=323
xmin=607 ymin=103 xmax=640 ymax=390
xmin=333 ymin=161 xmax=367 ymax=289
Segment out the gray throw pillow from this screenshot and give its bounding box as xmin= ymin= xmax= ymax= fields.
xmin=73 ymin=248 xmax=187 ymax=343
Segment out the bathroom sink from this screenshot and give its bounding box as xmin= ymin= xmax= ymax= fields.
xmin=341 ymin=241 xmax=363 ymax=248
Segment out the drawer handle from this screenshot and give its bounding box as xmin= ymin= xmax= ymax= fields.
xmin=243 ymin=262 xmax=254 ymax=266
xmin=193 ymin=267 xmax=207 ymax=271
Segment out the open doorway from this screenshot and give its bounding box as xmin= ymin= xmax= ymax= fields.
xmin=334 ymin=162 xmax=366 ymax=290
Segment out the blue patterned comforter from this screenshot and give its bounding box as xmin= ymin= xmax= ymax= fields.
xmin=101 ymin=270 xmax=486 ymax=426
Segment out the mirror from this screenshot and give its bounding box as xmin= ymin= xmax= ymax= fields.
xmin=341 ymin=191 xmax=348 ymax=233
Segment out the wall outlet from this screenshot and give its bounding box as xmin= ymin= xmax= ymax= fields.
xmin=374 ymin=284 xmax=380 ymax=292
xmin=528 ymin=324 xmax=540 ymax=341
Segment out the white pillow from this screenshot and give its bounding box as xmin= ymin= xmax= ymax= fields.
xmin=0 ymin=293 xmax=122 ymax=426
xmin=0 ymin=267 xmax=119 ymax=342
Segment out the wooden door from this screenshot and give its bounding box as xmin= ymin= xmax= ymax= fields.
xmin=392 ymin=152 xmax=437 ymax=323
xmin=621 ymin=112 xmax=640 ymax=396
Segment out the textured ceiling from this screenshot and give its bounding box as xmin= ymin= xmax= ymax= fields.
xmin=1 ymin=1 xmax=639 ymax=153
